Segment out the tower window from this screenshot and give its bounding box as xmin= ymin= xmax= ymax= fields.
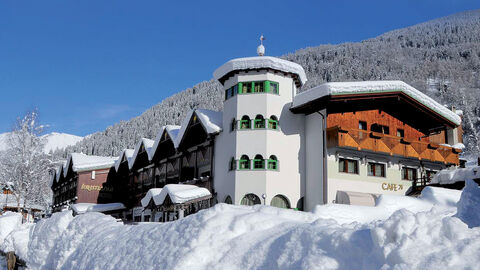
xmin=268 ymin=115 xmax=279 ymax=130
xmin=253 ymin=154 xmax=265 ymax=169
xmin=239 ymin=115 xmax=251 ymax=129
xmin=268 ymin=155 xmax=278 ymax=170
xmin=239 ymin=155 xmax=250 ymax=170
xmin=254 ymin=115 xmax=265 ymax=129
xmin=397 ymin=129 xmax=405 ymax=138
xmin=231 ymin=118 xmax=236 ymax=132
xmin=229 ymin=157 xmax=236 ymax=171
xmin=270 ymin=81 xmax=279 ymax=94
xmin=240 ymin=82 xmax=252 ymax=93
xmin=254 ymin=82 xmax=264 ymax=93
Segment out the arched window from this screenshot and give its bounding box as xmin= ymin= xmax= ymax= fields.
xmin=253 ymin=154 xmax=264 ymax=169
xmin=229 ymin=157 xmax=236 ymax=171
xmin=254 ymin=115 xmax=265 ymax=129
xmin=224 ymin=195 xmax=233 ymax=204
xmin=296 ymin=197 xmax=304 ymax=211
xmin=270 ymin=195 xmax=290 ymax=209
xmin=267 ymin=155 xmax=278 ymax=170
xmin=231 ymin=118 xmax=236 ymax=132
xmin=240 ymin=115 xmax=251 ymax=129
xmin=240 ymin=193 xmax=261 ymax=206
xmin=239 ymin=155 xmax=250 ymax=169
xmin=268 ymin=115 xmax=279 ymax=130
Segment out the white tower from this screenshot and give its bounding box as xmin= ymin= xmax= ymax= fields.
xmin=213 ymin=37 xmax=308 ymax=209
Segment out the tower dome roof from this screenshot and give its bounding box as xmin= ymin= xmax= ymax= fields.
xmin=213 ymin=56 xmax=307 ymax=87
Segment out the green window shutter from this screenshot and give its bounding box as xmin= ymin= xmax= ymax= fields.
xmin=238 ymin=82 xmax=243 ymax=94
xmin=265 ymin=80 xmax=270 ymax=93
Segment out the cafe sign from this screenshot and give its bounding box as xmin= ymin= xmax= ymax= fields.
xmin=381 ymin=182 xmax=404 ymax=192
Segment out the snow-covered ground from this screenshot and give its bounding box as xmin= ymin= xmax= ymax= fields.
xmin=1 ymin=183 xmax=480 ymax=270
xmin=0 ymin=132 xmax=83 ymax=153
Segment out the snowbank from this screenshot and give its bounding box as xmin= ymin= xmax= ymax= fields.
xmin=1 ymin=187 xmax=480 ymax=270
xmin=0 ymin=212 xmax=22 ymax=244
xmin=456 ymin=179 xmax=480 ymax=228
xmin=431 ymin=166 xmax=480 ymax=185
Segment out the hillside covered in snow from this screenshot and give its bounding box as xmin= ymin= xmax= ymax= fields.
xmin=0 ymin=132 xmax=83 ymax=154
xmin=57 ymin=9 xmax=480 ymax=160
xmin=1 ymin=183 xmax=480 ymax=270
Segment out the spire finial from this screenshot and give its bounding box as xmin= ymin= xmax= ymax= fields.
xmin=257 ymin=34 xmax=265 ymax=56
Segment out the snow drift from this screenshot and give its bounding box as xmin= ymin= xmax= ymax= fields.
xmin=1 ymin=186 xmax=480 ymax=270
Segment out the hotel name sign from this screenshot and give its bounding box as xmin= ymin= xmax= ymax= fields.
xmin=381 ymin=182 xmax=404 ymax=192
xmin=80 ymin=184 xmax=113 ymax=192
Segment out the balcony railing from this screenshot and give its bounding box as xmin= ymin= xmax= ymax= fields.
xmin=326 ymin=126 xmax=461 ymax=165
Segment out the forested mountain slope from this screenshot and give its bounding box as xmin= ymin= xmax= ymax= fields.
xmin=59 ymin=9 xmax=480 ymax=159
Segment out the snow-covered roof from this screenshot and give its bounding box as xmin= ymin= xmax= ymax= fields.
xmin=141 ymin=188 xmax=163 ymax=208
xmin=128 ymin=138 xmax=155 ymax=170
xmin=65 ymin=153 xmax=117 ymax=174
xmin=70 ymin=203 xmax=126 ymax=214
xmin=149 ymin=125 xmax=181 ymax=161
xmin=147 ymin=184 xmax=211 ymax=206
xmin=114 ymin=149 xmax=134 ymax=172
xmin=292 ymin=80 xmax=462 ymax=126
xmin=174 ymin=109 xmax=223 ymax=148
xmin=431 ymin=166 xmax=480 ymax=185
xmin=213 ymin=56 xmax=307 ymax=86
xmin=0 ymin=194 xmax=44 ymax=210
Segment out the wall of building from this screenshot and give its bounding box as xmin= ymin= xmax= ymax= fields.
xmin=327 ymin=110 xmax=427 ymax=141
xmin=76 ymin=169 xmax=111 ymax=204
xmin=214 ymin=71 xmax=305 ymax=208
xmin=325 ymin=149 xmax=445 ymax=203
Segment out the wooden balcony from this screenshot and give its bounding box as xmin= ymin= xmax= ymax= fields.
xmin=327 ymin=126 xmax=461 ymax=165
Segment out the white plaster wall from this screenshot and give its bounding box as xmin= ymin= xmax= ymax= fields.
xmin=214 ymin=70 xmax=304 ymax=207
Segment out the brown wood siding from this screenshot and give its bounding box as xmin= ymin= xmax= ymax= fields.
xmin=327 ymin=110 xmax=430 ymax=142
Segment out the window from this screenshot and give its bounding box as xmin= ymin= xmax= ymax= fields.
xmin=230 ymin=118 xmax=236 ymax=132
xmin=267 ymin=155 xmax=278 ymax=170
xmin=270 ymin=195 xmax=290 ymax=209
xmin=240 ymin=193 xmax=261 ymax=206
xmin=254 ymin=81 xmax=264 ymax=93
xmin=224 ymin=196 xmax=233 ymax=204
xmin=253 ymin=154 xmax=265 ymax=169
xmin=397 ymin=129 xmax=405 ymax=138
xmin=229 ymin=157 xmax=236 ymax=171
xmin=402 ymin=167 xmax=417 ymax=181
xmin=254 ymin=115 xmax=265 ymax=129
xmin=339 ymin=158 xmax=359 ymax=174
xmin=239 ymin=155 xmax=250 ymax=169
xmin=359 ymin=121 xmax=367 ymax=130
xmin=268 ymin=115 xmax=279 ymax=130
xmin=239 ymin=115 xmax=251 ymax=129
xmin=368 ymin=162 xmax=386 ymax=177
xmin=371 ymin=124 xmax=390 ymax=135
xmin=269 ymin=81 xmax=279 ymax=94
xmin=240 ymin=82 xmax=252 ymax=93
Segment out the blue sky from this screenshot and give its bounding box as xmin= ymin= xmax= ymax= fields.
xmin=1 ymin=0 xmax=479 ymax=136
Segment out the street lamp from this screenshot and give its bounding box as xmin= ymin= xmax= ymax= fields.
xmin=261 ymin=193 xmax=266 ymax=205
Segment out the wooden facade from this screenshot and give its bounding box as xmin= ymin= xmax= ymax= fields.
xmin=103 ymin=111 xmax=217 ymax=220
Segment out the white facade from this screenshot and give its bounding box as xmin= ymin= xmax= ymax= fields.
xmin=211 ymin=54 xmax=460 ymax=212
